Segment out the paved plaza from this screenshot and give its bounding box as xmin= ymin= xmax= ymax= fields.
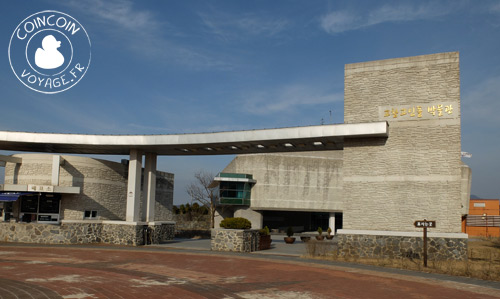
xmin=0 ymin=241 xmax=499 ymax=299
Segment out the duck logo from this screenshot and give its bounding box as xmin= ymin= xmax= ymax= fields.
xmin=8 ymin=10 xmax=91 ymax=94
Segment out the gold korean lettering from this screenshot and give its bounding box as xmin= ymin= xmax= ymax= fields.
xmin=445 ymin=104 xmax=453 ymax=115
xmin=391 ymin=108 xmax=398 ymax=118
xmin=400 ymin=108 xmax=407 ymax=116
xmin=427 ymin=105 xmax=436 ymax=116
xmin=417 ymin=106 xmax=423 ymax=118
xmin=408 ymin=107 xmax=415 ymax=117
xmin=437 ymin=104 xmax=443 ymax=117
xmin=384 ymin=110 xmax=390 ymax=117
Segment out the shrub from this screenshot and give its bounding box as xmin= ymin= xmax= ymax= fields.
xmin=327 ymin=227 xmax=332 ymax=235
xmin=259 ymin=226 xmax=270 ymax=236
xmin=220 ymin=217 xmax=252 ymax=229
xmin=287 ymin=226 xmax=294 ymax=237
xmin=318 ymin=227 xmax=323 ymax=235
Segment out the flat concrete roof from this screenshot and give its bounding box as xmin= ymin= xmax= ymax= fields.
xmin=0 ymin=122 xmax=388 ymax=156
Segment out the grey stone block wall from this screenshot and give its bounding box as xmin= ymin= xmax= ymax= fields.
xmin=148 ymin=222 xmax=176 ymax=244
xmin=343 ymin=52 xmax=465 ymax=233
xmin=154 ymin=172 xmax=174 ymax=222
xmin=173 ymin=215 xmax=210 ymax=231
xmin=211 ymin=228 xmax=259 ymax=252
xmin=336 ymin=233 xmax=467 ymax=260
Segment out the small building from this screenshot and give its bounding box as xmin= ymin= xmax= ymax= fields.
xmin=463 ymin=199 xmax=500 ymax=237
xmin=0 ymin=154 xmax=175 ymax=245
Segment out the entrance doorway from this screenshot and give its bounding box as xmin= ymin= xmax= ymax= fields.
xmin=262 ymin=211 xmax=338 ymax=233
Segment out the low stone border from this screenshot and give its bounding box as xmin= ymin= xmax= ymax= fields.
xmin=336 ymin=233 xmax=467 ymax=260
xmin=0 ymin=221 xmax=175 ymax=246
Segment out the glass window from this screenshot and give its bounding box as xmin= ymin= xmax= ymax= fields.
xmin=19 ymin=194 xmax=61 ymax=223
xmin=84 ymin=210 xmax=98 ymax=219
xmin=21 ymin=195 xmax=38 ymax=213
xmin=39 ymin=195 xmax=60 ymax=214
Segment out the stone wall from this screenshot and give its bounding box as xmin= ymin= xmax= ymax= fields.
xmin=343 ymin=52 xmax=465 ymax=233
xmin=173 ymin=214 xmax=211 ymax=238
xmin=211 ymin=228 xmax=260 ymax=252
xmin=154 ymin=172 xmax=174 ymax=222
xmin=147 ymin=222 xmax=176 ymax=244
xmin=173 ymin=215 xmax=210 ymax=231
xmin=0 ymin=221 xmax=175 ymax=246
xmin=336 ymin=232 xmax=467 ymax=260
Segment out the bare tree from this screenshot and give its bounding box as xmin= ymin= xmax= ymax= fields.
xmin=186 ymin=170 xmax=219 ymax=228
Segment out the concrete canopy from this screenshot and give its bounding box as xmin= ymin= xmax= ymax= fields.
xmin=0 ymin=122 xmax=388 ymax=156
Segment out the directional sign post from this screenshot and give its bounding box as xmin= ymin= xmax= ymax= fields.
xmin=414 ymin=219 xmax=436 ymax=267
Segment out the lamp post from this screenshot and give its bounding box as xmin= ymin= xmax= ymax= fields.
xmin=481 ymin=213 xmax=488 ymax=237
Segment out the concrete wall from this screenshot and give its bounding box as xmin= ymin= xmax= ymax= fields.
xmin=343 ymin=52 xmax=464 ymax=233
xmin=222 ymin=151 xmax=343 ymax=212
xmin=234 ymin=207 xmax=263 ymax=229
xmin=4 ymin=154 xmax=173 ymax=222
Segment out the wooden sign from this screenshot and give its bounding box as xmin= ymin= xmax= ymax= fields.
xmin=414 ymin=219 xmax=436 ymax=267
xmin=414 ymin=220 xmax=436 ymax=228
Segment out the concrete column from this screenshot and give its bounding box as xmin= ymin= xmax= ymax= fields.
xmin=329 ymin=213 xmax=336 ymax=235
xmin=234 ymin=207 xmax=263 ymax=229
xmin=143 ymin=153 xmax=157 ymax=222
xmin=51 ymin=155 xmax=62 ymax=186
xmin=126 ymin=149 xmax=142 ymax=222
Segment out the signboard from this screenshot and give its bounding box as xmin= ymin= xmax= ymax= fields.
xmin=414 ymin=220 xmax=436 ymax=228
xmin=379 ymin=102 xmax=457 ymax=121
xmin=38 ymin=215 xmax=52 ymax=221
xmin=414 ymin=219 xmax=436 ymax=267
xmin=27 ymin=184 xmax=54 ymax=192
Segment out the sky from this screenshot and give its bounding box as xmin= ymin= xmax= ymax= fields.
xmin=0 ymin=0 xmax=499 ymax=204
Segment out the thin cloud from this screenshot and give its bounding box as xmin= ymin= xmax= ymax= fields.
xmin=199 ymin=11 xmax=289 ymax=42
xmin=61 ymin=0 xmax=232 ymax=70
xmin=492 ymin=2 xmax=500 ymax=13
xmin=242 ymin=84 xmax=343 ymax=115
xmin=320 ymin=3 xmax=452 ymax=34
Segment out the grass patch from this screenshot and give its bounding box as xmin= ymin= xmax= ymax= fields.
xmin=305 ymin=238 xmax=500 ymax=281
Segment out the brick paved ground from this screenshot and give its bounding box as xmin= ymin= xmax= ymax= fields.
xmin=0 ymin=245 xmax=498 ymax=299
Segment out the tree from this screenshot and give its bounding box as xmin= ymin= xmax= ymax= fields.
xmin=186 ymin=170 xmax=219 ymax=228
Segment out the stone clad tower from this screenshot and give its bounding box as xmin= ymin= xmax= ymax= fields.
xmin=340 ymin=52 xmax=469 ymax=259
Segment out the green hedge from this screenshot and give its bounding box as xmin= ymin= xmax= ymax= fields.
xmin=220 ymin=217 xmax=252 ymax=229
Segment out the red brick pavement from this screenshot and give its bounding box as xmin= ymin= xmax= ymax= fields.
xmin=0 ymin=245 xmax=498 ymax=298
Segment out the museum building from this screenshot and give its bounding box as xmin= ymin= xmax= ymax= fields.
xmin=214 ymin=52 xmax=471 ymax=260
xmin=0 ymin=52 xmax=471 ymax=259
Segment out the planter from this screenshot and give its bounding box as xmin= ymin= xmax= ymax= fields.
xmin=326 ymin=235 xmax=334 ymax=240
xmin=284 ymin=237 xmax=296 ymax=244
xmin=316 ymin=235 xmax=324 ymax=241
xmin=300 ymin=236 xmax=311 ymax=242
xmin=259 ymin=234 xmax=272 ymax=250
